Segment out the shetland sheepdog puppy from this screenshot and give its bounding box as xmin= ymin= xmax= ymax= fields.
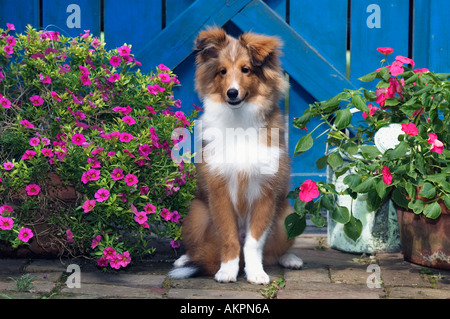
xmin=169 ymin=27 xmax=302 ymax=284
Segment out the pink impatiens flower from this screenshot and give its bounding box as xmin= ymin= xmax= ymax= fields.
xmin=362 ymin=103 xmax=379 ymax=119
xmin=428 ymin=133 xmax=444 ymax=154
xmin=395 ymin=55 xmax=415 ymax=68
xmin=82 ymin=199 xmax=96 ymax=213
xmin=124 ymin=174 xmax=138 ymax=186
xmin=18 ymin=228 xmax=34 ymax=242
xmin=387 ymin=60 xmax=404 ymax=77
xmin=401 ymin=123 xmax=419 ymax=136
xmin=144 ymin=203 xmax=156 ymax=214
xmin=298 ymin=180 xmax=319 ymax=202
xmin=66 ymin=229 xmax=73 ymax=243
xmin=51 ymin=91 xmax=62 ymax=101
xmin=94 ymin=188 xmax=110 ymax=202
xmin=382 ymin=166 xmax=393 ymax=185
xmin=26 ymin=184 xmax=41 ymax=196
xmin=377 ymin=47 xmax=394 ymax=55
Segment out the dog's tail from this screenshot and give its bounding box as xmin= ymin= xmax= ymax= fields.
xmin=168 ymin=265 xmax=200 ymax=279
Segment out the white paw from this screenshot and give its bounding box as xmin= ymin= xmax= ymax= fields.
xmin=279 ymin=253 xmax=303 ymax=269
xmin=246 ymin=269 xmax=270 ymax=285
xmin=173 ymin=254 xmax=190 ymax=268
xmin=214 ymin=258 xmax=239 ymax=283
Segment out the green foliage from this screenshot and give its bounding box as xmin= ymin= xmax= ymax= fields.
xmin=287 ymin=49 xmax=450 ymax=241
xmin=0 ymin=25 xmax=199 ymax=268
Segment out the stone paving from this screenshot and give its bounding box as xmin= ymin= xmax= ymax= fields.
xmin=1 ymin=235 xmax=449 ymax=300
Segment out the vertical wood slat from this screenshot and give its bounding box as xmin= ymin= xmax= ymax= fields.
xmin=0 ymin=0 xmax=39 ymax=34
xmin=41 ymin=0 xmax=101 ymax=38
xmin=350 ymin=0 xmax=410 ymax=88
xmin=104 ymin=0 xmax=162 ymax=69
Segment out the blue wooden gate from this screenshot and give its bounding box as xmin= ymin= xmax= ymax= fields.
xmin=1 ymin=0 xmax=450 ymax=188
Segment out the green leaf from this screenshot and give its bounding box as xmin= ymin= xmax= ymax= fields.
xmin=286 ymin=191 xmax=298 ymax=200
xmin=383 ymin=98 xmax=400 ymax=106
xmin=343 ymin=174 xmax=362 ymax=189
xmin=331 ymin=206 xmax=350 ymax=224
xmin=423 ymin=202 xmax=441 ymax=219
xmin=342 ymin=142 xmax=359 ymax=156
xmin=316 ymin=155 xmax=328 ymax=170
xmin=444 ymin=195 xmax=450 ymax=209
xmin=351 ymin=95 xmax=370 ymax=112
xmin=376 ymin=179 xmax=387 ymax=199
xmin=344 ymin=216 xmax=363 ymax=241
xmin=293 ymin=110 xmax=313 ymax=129
xmin=334 ymin=108 xmax=352 ymax=130
xmin=392 ymin=188 xmax=409 ymax=209
xmin=419 ymin=182 xmax=436 ymax=199
xmin=352 ymin=176 xmax=376 ymax=194
xmin=387 ymin=141 xmax=409 ymax=160
xmin=310 ymin=212 xmax=326 ymax=227
xmin=359 ymin=145 xmax=381 ymax=160
xmin=320 ymin=194 xmax=335 ymax=211
xmin=285 ymin=213 xmax=307 ymax=240
xmin=294 ymin=134 xmax=313 ymax=156
xmin=358 ymin=71 xmax=378 ymax=82
xmin=366 ymin=189 xmax=382 ymax=211
xmin=379 ymin=67 xmax=390 ymax=80
xmin=408 ymin=199 xmax=425 ymax=214
xmin=293 ymin=198 xmax=305 ymax=213
xmin=327 ymin=151 xmax=343 ymax=170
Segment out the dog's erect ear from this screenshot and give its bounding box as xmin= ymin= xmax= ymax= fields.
xmin=239 ymin=33 xmax=282 ymax=67
xmin=195 ymin=27 xmax=228 ymax=59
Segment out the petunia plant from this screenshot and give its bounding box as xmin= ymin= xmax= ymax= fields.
xmin=286 ymin=47 xmax=450 ymax=241
xmin=0 ymin=24 xmax=199 ymax=268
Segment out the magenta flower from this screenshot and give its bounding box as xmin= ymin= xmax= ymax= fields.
xmin=0 ymin=97 xmax=11 ymax=108
xmin=103 ymin=246 xmax=116 ymax=260
xmin=110 ymin=168 xmax=124 ymax=181
xmin=3 ymin=162 xmax=14 ymax=170
xmin=119 ymin=251 xmax=131 ymax=267
xmin=66 ymin=229 xmax=73 ymax=243
xmin=51 ymin=91 xmax=62 ymax=101
xmin=30 ymin=95 xmax=44 ymax=106
xmin=428 ymin=133 xmax=444 ymax=154
xmin=160 ymin=208 xmax=172 ymax=221
xmin=29 ymin=137 xmax=40 ymax=146
xmin=401 ymin=123 xmax=419 ymax=136
xmin=134 ymin=211 xmax=148 ymax=225
xmin=39 ymin=73 xmax=51 ymax=84
xmin=80 ymin=74 xmax=91 ymax=85
xmin=158 ymin=64 xmax=170 ymax=72
xmin=117 ymin=45 xmax=131 ymax=57
xmin=26 ymin=184 xmax=41 ymax=196
xmin=91 ymin=235 xmax=101 ymax=249
xmin=6 ymin=23 xmax=15 ymax=31
xmin=20 ymin=120 xmax=35 ymax=128
xmin=124 ymin=174 xmax=138 ymax=186
xmin=298 ymin=180 xmax=319 ymax=202
xmin=22 ymin=150 xmax=37 ymax=160
xmin=108 ymin=74 xmax=120 ymax=82
xmin=376 ymin=47 xmax=394 ymax=55
xmin=362 ymin=103 xmax=379 ymax=119
xmin=91 ymin=37 xmax=101 ymax=48
xmin=110 ymin=254 xmax=122 ymax=269
xmin=41 ymin=148 xmax=54 ymax=157
xmin=138 ymin=144 xmax=152 ymax=157
xmin=382 ymin=166 xmax=393 ymax=185
xmin=6 ymin=36 xmax=16 ymax=46
xmin=122 ymin=116 xmax=136 ymax=125
xmin=144 ymin=203 xmax=156 ymax=214
xmin=110 ymin=56 xmax=121 ymax=67
xmin=147 ymin=84 xmax=165 ymax=95
xmin=78 ymin=65 xmax=90 ymax=75
xmin=94 ymin=188 xmax=110 ymax=202
xmin=18 ymin=228 xmax=34 ymax=242
xmin=387 ymin=60 xmax=404 ymax=77
xmin=171 ymin=210 xmax=181 ymax=223
xmin=0 ymin=205 xmax=13 ymax=215
xmin=158 ymin=73 xmax=171 ymax=83
xmin=0 ymin=217 xmax=14 ymax=230
xmin=395 ymin=55 xmax=415 ymax=68
xmin=72 ymin=133 xmax=86 ymax=145
xmin=413 ymin=68 xmax=429 ymax=74
xmin=170 ymin=240 xmax=180 ymax=249
xmin=119 ymin=132 xmax=133 ymax=143
xmin=82 ymin=199 xmax=96 ymax=213
xmin=97 ymin=257 xmax=109 ymax=267
xmin=3 ymin=45 xmax=13 ymax=55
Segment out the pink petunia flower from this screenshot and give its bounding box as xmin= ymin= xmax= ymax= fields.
xmin=124 ymin=174 xmax=138 ymax=186
xmin=72 ymin=133 xmax=86 ymax=145
xmin=119 ymin=251 xmax=131 ymax=267
xmin=382 ymin=166 xmax=393 ymax=185
xmin=428 ymin=133 xmax=444 ymax=154
xmin=41 ymin=148 xmax=54 ymax=157
xmin=108 ymin=74 xmax=120 ymax=82
xmin=20 ymin=120 xmax=35 ymax=128
xmin=0 ymin=205 xmax=13 ymax=215
xmin=22 ymin=150 xmax=37 ymax=160
xmin=18 ymin=228 xmax=34 ymax=242
xmin=117 ymin=45 xmax=131 ymax=57
xmin=119 ymin=132 xmax=133 ymax=143
xmin=51 ymin=91 xmax=62 ymax=101
xmin=134 ymin=211 xmax=148 ymax=225
xmin=110 ymin=254 xmax=122 ymax=269
xmin=144 ymin=203 xmax=156 ymax=214
xmin=122 ymin=116 xmax=136 ymax=125
xmin=158 ymin=73 xmax=171 ymax=83
xmin=66 ymin=229 xmax=73 ymax=243
xmin=157 ymin=64 xmax=170 ymax=72
xmin=78 ymin=65 xmax=90 ymax=75
xmin=110 ymin=56 xmax=121 ymax=67
xmin=29 ymin=137 xmax=40 ymax=146
xmin=80 ymin=73 xmax=91 ymax=85
xmin=0 ymin=217 xmax=14 ymax=230
xmin=103 ymin=246 xmax=116 ymax=260
xmin=97 ymin=257 xmax=109 ymax=267
xmin=3 ymin=45 xmax=13 ymax=55
xmin=30 ymin=95 xmax=44 ymax=106
xmin=160 ymin=208 xmax=172 ymax=221
xmin=171 ymin=210 xmax=181 ymax=223
xmin=91 ymin=37 xmax=101 ymax=48
xmin=91 ymin=235 xmax=101 ymax=249
xmin=6 ymin=23 xmax=15 ymax=31
xmin=413 ymin=68 xmax=429 ymax=74
xmin=147 ymin=84 xmax=165 ymax=95
xmin=110 ymin=168 xmax=124 ymax=181
xmin=94 ymin=188 xmax=110 ymax=202
xmin=0 ymin=97 xmax=11 ymax=108
xmin=82 ymin=199 xmax=96 ymax=213
xmin=6 ymin=36 xmax=16 ymax=46
xmin=401 ymin=123 xmax=419 ymax=136
xmin=39 ymin=73 xmax=51 ymax=84
xmin=298 ymin=180 xmax=320 ymax=202
xmin=26 ymin=184 xmax=41 ymax=196
xmin=170 ymin=240 xmax=180 ymax=249
xmin=3 ymin=162 xmax=14 ymax=170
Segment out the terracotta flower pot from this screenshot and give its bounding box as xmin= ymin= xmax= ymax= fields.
xmin=396 ymin=206 xmax=450 ymax=270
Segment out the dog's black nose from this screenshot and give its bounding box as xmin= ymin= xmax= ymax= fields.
xmin=227 ymin=88 xmax=239 ymax=100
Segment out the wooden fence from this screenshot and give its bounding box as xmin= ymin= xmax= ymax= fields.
xmin=1 ymin=0 xmax=449 ymax=187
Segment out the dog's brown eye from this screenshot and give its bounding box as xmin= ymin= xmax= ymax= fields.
xmin=241 ymin=67 xmax=250 ymax=74
xmin=220 ymin=68 xmax=227 ymax=75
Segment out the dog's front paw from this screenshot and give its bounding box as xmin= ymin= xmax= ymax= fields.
xmin=246 ymin=269 xmax=270 ymax=285
xmin=279 ymin=253 xmax=303 ymax=269
xmin=215 ymin=258 xmax=239 ymax=283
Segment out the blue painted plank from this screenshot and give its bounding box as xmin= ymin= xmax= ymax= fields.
xmin=428 ymin=0 xmax=450 ymax=72
xmin=135 ymin=0 xmax=252 ymax=70
xmin=412 ymin=0 xmax=430 ymax=70
xmin=0 ymin=0 xmax=39 ymax=34
xmin=104 ymin=0 xmax=162 ymax=64
xmin=289 ymin=0 xmax=347 ymax=75
xmin=232 ymin=0 xmax=355 ymax=102
xmin=42 ymin=0 xmax=100 ymax=38
xmin=350 ymin=0 xmax=409 ymax=88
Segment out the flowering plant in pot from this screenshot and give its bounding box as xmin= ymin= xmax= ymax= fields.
xmin=286 ymin=47 xmax=450 ymax=267
xmin=0 ymin=24 xmax=199 ymax=269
